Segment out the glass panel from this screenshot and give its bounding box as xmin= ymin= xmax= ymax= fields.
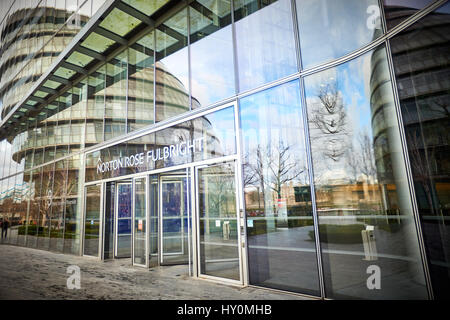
xmin=87 ymin=106 xmax=236 ymax=182
xmin=155 ymin=8 xmax=190 ymax=122
xmin=26 ymin=168 xmax=42 ymax=248
xmin=122 ymin=0 xmax=169 ymax=16
xmin=54 ymin=66 xmax=77 ymax=79
xmin=1 ymin=177 xmax=14 ymax=244
xmin=64 ymin=154 xmax=82 ymax=254
xmin=49 ymin=159 xmax=67 ymax=252
xmin=383 ymin=0 xmax=435 ymax=30
xmin=103 ymin=181 xmax=115 ymax=260
xmin=17 ymin=172 xmax=29 ymax=246
xmin=134 ymin=178 xmax=147 ymax=265
xmin=99 ymin=8 xmax=141 ymax=37
xmin=296 ymin=0 xmax=383 ymax=69
xmin=128 ymin=32 xmax=155 ymax=132
xmin=190 ymin=0 xmax=235 ymax=107
xmin=34 ymin=90 xmax=49 ymax=98
xmin=70 ymin=82 xmax=87 ymax=149
xmin=37 ymin=163 xmax=54 ymax=250
xmin=43 ymin=79 xmax=61 ymax=90
xmin=198 ymin=162 xmax=239 ymax=280
xmin=105 ymin=51 xmax=127 ymax=140
xmin=240 ymin=80 xmax=320 ymax=295
xmin=390 ymin=3 xmax=450 ymax=299
xmin=149 ymin=174 xmax=159 ymax=267
xmin=84 ymin=184 xmax=101 ymax=256
xmin=66 ymin=51 xmax=94 ymax=67
xmin=81 ymin=32 xmax=116 ymax=53
xmin=86 ymin=65 xmax=106 ymax=144
xmin=305 ymin=46 xmax=428 ymax=299
xmin=160 ymin=173 xmax=189 ymax=265
xmin=116 ymin=182 xmax=132 ymax=257
xmin=4 ymin=175 xmax=17 ymax=244
xmin=235 ymin=0 xmax=297 ymax=92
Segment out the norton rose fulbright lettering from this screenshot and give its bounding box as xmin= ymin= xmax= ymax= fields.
xmin=97 ymin=137 xmax=204 ymax=174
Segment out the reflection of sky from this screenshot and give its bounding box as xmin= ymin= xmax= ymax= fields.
xmin=235 ymin=0 xmax=297 ymax=92
xmin=160 ymin=48 xmax=189 ymax=91
xmin=297 ymin=0 xmax=380 ymax=69
xmin=202 ymin=106 xmax=236 ymax=155
xmin=240 ymin=80 xmax=308 ymax=184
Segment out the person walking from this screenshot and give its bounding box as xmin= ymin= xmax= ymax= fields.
xmin=1 ymin=217 xmax=9 ymax=240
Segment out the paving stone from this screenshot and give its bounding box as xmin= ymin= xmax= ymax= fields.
xmin=0 ymin=244 xmax=310 ymax=300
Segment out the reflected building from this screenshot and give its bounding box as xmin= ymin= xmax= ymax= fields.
xmin=387 ymin=4 xmax=450 ymax=299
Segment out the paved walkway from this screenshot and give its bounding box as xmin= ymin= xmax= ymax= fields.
xmin=0 ymin=244 xmax=309 ymax=300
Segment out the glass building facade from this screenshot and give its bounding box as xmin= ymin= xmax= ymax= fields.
xmin=0 ymin=0 xmax=449 ymax=300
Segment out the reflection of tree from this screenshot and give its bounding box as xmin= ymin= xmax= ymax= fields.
xmin=204 ymin=165 xmax=235 ymax=218
xmin=309 ymin=80 xmax=350 ymax=162
xmin=268 ymin=142 xmax=305 ymax=201
xmin=358 ymin=129 xmax=377 ymax=182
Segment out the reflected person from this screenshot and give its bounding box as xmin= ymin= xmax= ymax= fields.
xmin=1 ymin=218 xmax=9 ymax=239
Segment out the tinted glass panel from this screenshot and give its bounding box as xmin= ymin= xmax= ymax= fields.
xmin=383 ymin=0 xmax=435 ymax=30
xmin=390 ymin=3 xmax=450 ymax=299
xmin=305 ymin=46 xmax=428 ymax=299
xmin=296 ymin=0 xmax=383 ymax=69
xmin=240 ymin=80 xmax=319 ymax=295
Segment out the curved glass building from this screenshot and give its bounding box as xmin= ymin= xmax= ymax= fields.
xmin=0 ymin=0 xmax=449 ymax=300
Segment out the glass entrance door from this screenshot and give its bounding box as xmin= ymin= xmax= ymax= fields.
xmin=133 ymin=177 xmax=147 ymax=266
xmin=196 ymin=161 xmax=242 ymax=282
xmin=159 ymin=173 xmax=190 ymax=265
xmin=84 ymin=184 xmax=102 ymax=257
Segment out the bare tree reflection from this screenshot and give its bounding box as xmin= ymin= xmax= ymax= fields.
xmin=243 ymin=142 xmax=307 ymax=218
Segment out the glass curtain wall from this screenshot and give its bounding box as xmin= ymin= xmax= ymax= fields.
xmin=304 ymin=47 xmax=428 ymax=299
xmin=1 ymin=0 xmax=448 ymax=300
